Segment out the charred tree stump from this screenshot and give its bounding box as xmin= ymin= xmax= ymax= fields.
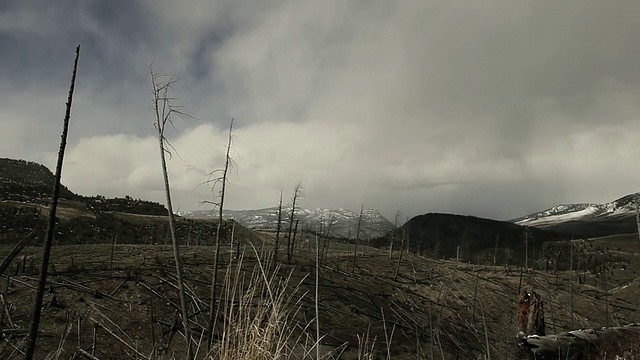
xmin=517 ymin=289 xmax=640 ymax=359
xmin=517 ymin=290 xmax=545 ymax=337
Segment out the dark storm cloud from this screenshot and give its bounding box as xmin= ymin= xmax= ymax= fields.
xmin=3 ymin=0 xmax=640 ymax=221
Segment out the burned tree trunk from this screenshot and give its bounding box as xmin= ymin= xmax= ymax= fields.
xmin=25 ymin=45 xmax=80 ymax=360
xmin=517 ymin=290 xmax=545 ymax=337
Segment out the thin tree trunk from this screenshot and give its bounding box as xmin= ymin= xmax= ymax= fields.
xmin=493 ymin=231 xmax=499 ymax=266
xmin=352 ymin=204 xmax=364 ymax=272
xmin=110 ymin=225 xmax=117 ymax=277
xmin=389 ymin=210 xmax=401 ymax=260
xmin=274 ymin=190 xmax=283 ymax=262
xmin=25 ymin=45 xmax=80 ymax=360
xmin=158 ymin=128 xmax=192 ymax=359
xmin=315 ymin=231 xmax=321 ymax=360
xmin=525 ymin=227 xmax=529 ymax=270
xmin=604 ymin=269 xmax=609 ymax=327
xmin=286 ymin=182 xmax=303 ymax=263
xmin=569 ymin=241 xmax=574 ymax=329
xmin=208 ymin=119 xmax=233 ymax=349
xmin=636 ymin=199 xmax=640 ymax=250
xmin=393 ymin=227 xmax=406 ymax=281
xmin=292 ymin=219 xmax=299 ymax=253
xmin=321 ymin=214 xmax=334 ymax=263
xmin=150 ymin=66 xmax=192 ymax=360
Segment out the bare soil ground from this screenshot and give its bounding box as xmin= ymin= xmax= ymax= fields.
xmin=0 ymin=232 xmax=638 ymax=359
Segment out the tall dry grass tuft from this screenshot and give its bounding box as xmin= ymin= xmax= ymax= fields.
xmin=356 ymin=328 xmax=376 ymax=360
xmin=206 ymin=247 xmax=308 ymax=360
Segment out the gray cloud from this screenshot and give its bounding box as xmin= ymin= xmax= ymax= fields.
xmin=3 ymin=0 xmax=640 ymax=221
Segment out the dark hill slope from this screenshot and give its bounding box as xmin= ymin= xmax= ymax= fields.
xmin=0 ymin=200 xmax=256 ymax=246
xmin=0 ymin=157 xmax=241 ymax=245
xmin=0 ymin=158 xmax=75 ymax=201
xmin=543 ymin=217 xmax=636 ymax=239
xmin=0 ymin=158 xmax=166 ymax=215
xmin=399 ymin=213 xmax=568 ymax=264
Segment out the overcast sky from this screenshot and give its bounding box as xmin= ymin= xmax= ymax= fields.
xmin=2 ymin=1 xmax=640 ymax=221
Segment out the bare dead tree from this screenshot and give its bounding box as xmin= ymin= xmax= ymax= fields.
xmin=321 ymin=213 xmax=336 ymax=262
xmin=393 ymin=225 xmax=406 ymax=281
xmin=201 ymin=118 xmax=235 ymax=349
xmin=314 ymin=231 xmax=321 ymax=360
xmin=604 ymin=268 xmax=609 ymax=328
xmin=324 ymin=213 xmax=335 ymax=238
xmin=292 ymin=218 xmax=300 ymax=251
xmin=286 ymin=182 xmax=303 ymax=263
xmin=389 ymin=210 xmax=402 ymax=260
xmin=569 ymin=240 xmax=574 ymax=330
xmin=273 ymin=190 xmax=283 ymax=262
xmin=636 ymin=198 xmax=640 ymax=249
xmin=149 ymin=65 xmax=193 ymax=360
xmin=25 ymin=45 xmax=80 ymax=360
xmin=493 ymin=231 xmax=499 ymax=266
xmin=352 ymin=204 xmax=364 ymax=272
xmin=524 ymin=226 xmax=529 ymax=271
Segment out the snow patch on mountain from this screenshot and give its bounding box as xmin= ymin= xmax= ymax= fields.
xmin=177 ymin=207 xmax=394 ymax=239
xmin=513 ymin=193 xmax=640 ymax=227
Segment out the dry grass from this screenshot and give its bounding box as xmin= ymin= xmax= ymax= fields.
xmin=204 ymin=249 xmax=308 ymax=360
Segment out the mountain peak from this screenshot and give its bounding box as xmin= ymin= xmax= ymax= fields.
xmin=179 ymin=207 xmax=394 ymax=239
xmin=512 ymin=192 xmax=640 ymax=236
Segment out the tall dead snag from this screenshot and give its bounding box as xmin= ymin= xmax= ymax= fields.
xmin=524 ymin=226 xmax=529 ymax=271
xmin=314 ymin=231 xmax=321 ymax=360
xmin=321 ymin=213 xmax=336 ymax=263
xmin=569 ymin=241 xmax=574 ymax=330
xmin=352 ymin=204 xmax=364 ymax=272
xmin=389 ymin=210 xmax=401 ymax=259
xmin=393 ymin=227 xmax=406 ymax=281
xmin=636 ymin=198 xmax=640 ymax=249
xmin=149 ymin=66 xmax=193 ymax=360
xmin=286 ymin=182 xmax=303 ymax=263
xmin=25 ymin=45 xmax=80 ymax=360
xmin=204 ymin=118 xmax=235 ymax=349
xmin=273 ymin=190 xmax=283 ymax=262
xmin=493 ymin=231 xmax=499 ymax=266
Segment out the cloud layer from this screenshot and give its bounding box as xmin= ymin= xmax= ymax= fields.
xmin=3 ymin=0 xmax=640 ymax=220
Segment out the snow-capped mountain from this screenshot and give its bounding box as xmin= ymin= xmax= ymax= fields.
xmin=176 ymin=207 xmax=395 ymax=239
xmin=513 ymin=193 xmax=640 ymax=229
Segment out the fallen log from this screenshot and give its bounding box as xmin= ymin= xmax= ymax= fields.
xmin=517 ymin=324 xmax=640 ymax=359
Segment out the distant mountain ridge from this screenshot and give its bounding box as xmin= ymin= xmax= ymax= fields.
xmin=512 ymin=193 xmax=640 ymax=237
xmin=177 ymin=207 xmax=395 ymax=239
